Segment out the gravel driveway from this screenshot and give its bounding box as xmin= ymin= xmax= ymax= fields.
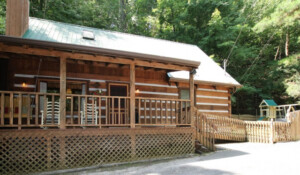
xmin=59 ymin=141 xmax=300 ymax=175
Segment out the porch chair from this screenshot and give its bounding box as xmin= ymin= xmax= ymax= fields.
xmin=80 ymin=101 xmax=98 ymax=125
xmin=41 ymin=100 xmax=60 ymax=126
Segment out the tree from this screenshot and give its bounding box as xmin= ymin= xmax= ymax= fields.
xmin=0 ymin=0 xmax=299 ymax=113
xmin=0 ymin=1 xmax=5 ymax=35
xmin=253 ymin=0 xmax=300 ymax=57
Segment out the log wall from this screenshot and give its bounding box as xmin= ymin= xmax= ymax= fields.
xmin=4 ymin=55 xmax=232 ymax=117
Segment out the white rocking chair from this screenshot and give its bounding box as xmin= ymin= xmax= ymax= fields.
xmin=81 ymin=101 xmax=98 ymax=125
xmin=41 ymin=100 xmax=60 ymax=126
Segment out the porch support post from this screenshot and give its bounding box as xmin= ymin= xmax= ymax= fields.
xmin=130 ymin=63 xmax=136 ymax=128
xmin=60 ymin=56 xmax=67 ymax=129
xmin=189 ymin=71 xmax=194 ymax=127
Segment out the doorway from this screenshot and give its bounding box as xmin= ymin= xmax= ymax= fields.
xmin=38 ymin=79 xmax=88 ymax=117
xmin=109 ymin=83 xmax=128 ymax=107
xmin=0 ymin=59 xmax=8 ymax=90
xmin=109 ymin=83 xmax=128 ymax=97
xmin=108 ymin=83 xmax=129 ymax=124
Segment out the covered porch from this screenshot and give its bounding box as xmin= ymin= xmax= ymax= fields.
xmin=0 ymin=35 xmax=199 ymax=174
xmin=0 ymin=36 xmax=198 ymax=130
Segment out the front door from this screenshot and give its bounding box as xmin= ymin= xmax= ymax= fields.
xmin=108 ymin=83 xmax=128 ymax=124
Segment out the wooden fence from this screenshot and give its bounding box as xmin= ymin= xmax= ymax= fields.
xmin=273 ymin=121 xmax=291 ymax=142
xmin=289 ymin=111 xmax=300 ymax=140
xmin=197 ymin=111 xmax=300 ymax=150
xmin=245 ymin=121 xmax=273 ymax=143
xmin=245 ymin=111 xmax=300 ymax=143
xmin=232 ymin=114 xmax=258 ymax=121
xmin=195 ymin=111 xmax=216 ymax=151
xmin=205 ymin=114 xmax=246 ymax=141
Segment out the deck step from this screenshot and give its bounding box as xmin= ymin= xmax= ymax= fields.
xmin=195 ymin=140 xmax=210 ymax=153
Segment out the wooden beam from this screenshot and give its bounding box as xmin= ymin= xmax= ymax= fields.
xmin=0 ymin=43 xmax=192 ymax=71
xmin=144 ymin=67 xmax=155 ymax=71
xmin=60 ymin=56 xmax=67 ymax=129
xmin=189 ymin=72 xmax=194 ymax=127
xmin=134 ymin=59 xmax=190 ymax=71
xmin=130 ymin=63 xmax=135 ymax=128
xmin=92 ymin=61 xmax=106 ymax=67
xmin=120 ymin=64 xmax=130 ymax=69
xmin=77 ymin=60 xmax=86 ymax=65
xmin=0 ymin=53 xmax=10 ymax=59
xmin=135 ymin=66 xmax=145 ymax=71
xmin=106 ymin=63 xmax=120 ymax=68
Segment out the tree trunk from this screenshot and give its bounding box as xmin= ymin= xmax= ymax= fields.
xmin=119 ymin=0 xmax=127 ymax=32
xmin=39 ymin=0 xmax=44 ymax=11
xmin=43 ymin=0 xmax=48 ymax=18
xmin=285 ymin=31 xmax=289 ymax=57
xmin=274 ymin=46 xmax=280 ymax=60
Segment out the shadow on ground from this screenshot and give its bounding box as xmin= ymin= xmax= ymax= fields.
xmin=52 ymin=146 xmax=248 ymax=175
xmin=201 ymin=146 xmax=248 ymax=161
xmin=60 ymin=163 xmax=235 ymax=175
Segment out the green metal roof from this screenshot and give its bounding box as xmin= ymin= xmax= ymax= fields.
xmin=22 ymin=17 xmax=201 ymax=67
xmin=263 ymin=99 xmax=277 ymax=106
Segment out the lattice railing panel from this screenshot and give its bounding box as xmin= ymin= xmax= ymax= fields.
xmin=0 ymin=128 xmax=194 ymax=175
xmin=0 ymin=136 xmax=48 ymax=174
xmin=64 ymin=135 xmax=132 ymax=168
xmin=50 ymin=136 xmax=61 ymax=170
xmin=136 ymin=133 xmax=194 ymax=159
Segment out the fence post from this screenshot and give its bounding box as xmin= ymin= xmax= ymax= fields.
xmin=270 ymin=119 xmax=274 ymax=144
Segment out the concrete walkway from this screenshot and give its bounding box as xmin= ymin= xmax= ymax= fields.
xmin=60 ymin=141 xmax=300 ymax=175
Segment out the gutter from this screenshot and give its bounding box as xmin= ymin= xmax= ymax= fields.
xmin=169 ymin=77 xmax=243 ymax=88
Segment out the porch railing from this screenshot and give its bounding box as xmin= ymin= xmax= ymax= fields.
xmin=0 ymin=91 xmax=191 ymax=129
xmin=65 ymin=94 xmax=130 ymax=127
xmin=0 ymin=91 xmax=60 ymax=128
xmin=135 ymin=97 xmax=191 ymax=126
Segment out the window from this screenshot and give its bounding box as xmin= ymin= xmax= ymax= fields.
xmin=180 ymin=89 xmax=190 ymax=100
xmin=179 ymin=89 xmax=190 ymax=108
xmin=38 ymin=79 xmax=87 ymax=113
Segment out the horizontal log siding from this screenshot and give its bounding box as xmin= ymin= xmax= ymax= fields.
xmin=8 ymin=56 xmax=232 ymax=117
xmin=9 ymin=56 xmax=174 ymax=94
xmin=196 ymin=85 xmax=231 ymax=117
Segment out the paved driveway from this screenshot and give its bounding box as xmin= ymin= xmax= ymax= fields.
xmin=60 ymin=141 xmax=300 ymax=175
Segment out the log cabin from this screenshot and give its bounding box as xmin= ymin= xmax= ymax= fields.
xmin=0 ymin=0 xmax=241 ymax=174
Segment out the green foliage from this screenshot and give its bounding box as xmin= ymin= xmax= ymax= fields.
xmin=285 ymin=73 xmax=300 ymax=99
xmin=232 ymin=85 xmax=264 ymax=114
xmin=0 ymin=0 xmax=5 ymax=35
xmin=29 ymin=0 xmax=122 ymax=30
xmin=0 ymin=0 xmax=299 ymax=114
xmin=253 ymin=0 xmax=300 ymax=32
xmin=277 ymin=54 xmax=300 ymax=99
